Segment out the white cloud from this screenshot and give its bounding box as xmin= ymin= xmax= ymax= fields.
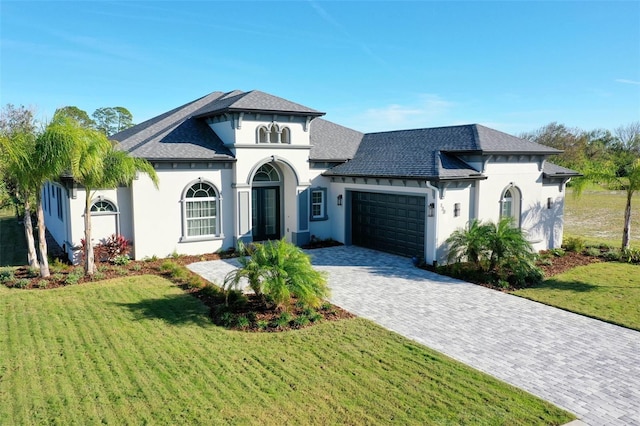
xmin=615 ymin=79 xmax=640 ymax=85
xmin=352 ymin=94 xmax=456 ymax=132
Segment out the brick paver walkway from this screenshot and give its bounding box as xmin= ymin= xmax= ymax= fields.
xmin=189 ymin=246 xmax=640 ymax=425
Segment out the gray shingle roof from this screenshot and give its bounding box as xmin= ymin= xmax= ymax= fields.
xmin=193 ymin=90 xmax=324 ymax=117
xmin=309 ymin=118 xmax=364 ymax=161
xmin=543 ymin=162 xmax=582 ymax=177
xmin=324 ymin=124 xmax=563 ymax=180
xmin=113 ymin=91 xmax=234 ymax=161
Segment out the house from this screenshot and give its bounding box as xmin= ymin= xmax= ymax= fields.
xmin=43 ymin=90 xmax=579 ymax=265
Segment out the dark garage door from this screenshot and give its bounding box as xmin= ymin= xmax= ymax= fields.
xmin=351 ymin=191 xmax=425 ymax=258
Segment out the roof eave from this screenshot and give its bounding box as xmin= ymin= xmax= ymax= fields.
xmin=195 ymin=107 xmax=325 ymax=119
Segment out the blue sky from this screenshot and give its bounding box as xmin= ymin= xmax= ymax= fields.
xmin=1 ymin=1 xmax=639 ymax=135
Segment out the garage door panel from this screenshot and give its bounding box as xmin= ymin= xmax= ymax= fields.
xmin=351 ymin=191 xmax=425 ymax=258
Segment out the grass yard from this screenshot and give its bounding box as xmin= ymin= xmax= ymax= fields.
xmin=513 ymin=262 xmax=640 ymax=331
xmin=564 ymin=188 xmax=639 ymax=249
xmin=0 ymin=276 xmax=573 ymax=425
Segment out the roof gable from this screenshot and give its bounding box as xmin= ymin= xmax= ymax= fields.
xmin=113 ymin=91 xmax=234 ymax=161
xmin=194 ymin=90 xmax=324 ymax=117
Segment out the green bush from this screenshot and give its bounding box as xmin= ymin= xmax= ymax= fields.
xmin=37 ymin=280 xmax=48 ymax=289
xmin=113 ymin=255 xmax=131 ymax=266
xmin=585 ymin=247 xmax=602 ymax=257
xmin=14 ymin=278 xmax=30 ymax=288
xmin=0 ymin=268 xmax=15 ymax=283
xmin=186 ymin=275 xmax=205 ymax=289
xmin=563 ymin=237 xmax=585 ymax=253
xmin=273 ymin=312 xmax=292 ymax=329
xmin=236 ymin=315 xmax=250 ymax=328
xmin=65 ymin=269 xmax=83 ymax=285
xmin=294 ymin=315 xmax=310 ymax=327
xmin=27 ymin=267 xmax=39 ymax=278
xmin=603 ymin=248 xmax=621 ymax=261
xmin=621 ymin=248 xmax=640 ymax=264
xmin=224 ymin=239 xmax=329 ymax=310
xmin=548 ymin=248 xmax=566 ymax=257
xmin=256 ymin=319 xmax=269 ymax=330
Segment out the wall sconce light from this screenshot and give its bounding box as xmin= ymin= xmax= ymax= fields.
xmin=428 ymin=202 xmax=435 ymax=217
xmin=547 ymin=197 xmax=553 ymax=209
xmin=337 ymin=194 xmax=343 ymax=206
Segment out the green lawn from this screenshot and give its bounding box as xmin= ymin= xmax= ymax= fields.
xmin=513 ymin=262 xmax=640 ymax=331
xmin=0 ymin=276 xmax=573 ymax=425
xmin=564 ymin=188 xmax=639 ymax=249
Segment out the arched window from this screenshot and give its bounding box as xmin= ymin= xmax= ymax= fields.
xmin=280 ymin=127 xmax=290 ymax=144
xmin=258 ymin=126 xmax=269 ymax=143
xmin=269 ymin=124 xmax=280 ymax=143
xmin=255 ymin=123 xmax=290 ymax=144
xmin=183 ymin=181 xmax=219 ymax=238
xmin=91 ymin=200 xmax=116 ymax=213
xmin=500 ymin=186 xmax=521 ymax=227
xmin=253 ymin=163 xmax=280 ymax=182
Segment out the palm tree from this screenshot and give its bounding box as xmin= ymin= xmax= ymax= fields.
xmin=574 ymin=158 xmax=640 ymax=250
xmin=225 ymin=240 xmax=329 ymax=310
xmin=445 ymin=219 xmax=491 ymax=269
xmin=67 ymin=127 xmax=159 ymax=274
xmin=485 ymin=217 xmax=535 ymax=272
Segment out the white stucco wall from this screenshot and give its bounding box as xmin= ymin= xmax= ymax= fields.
xmin=129 ymin=168 xmax=235 ymax=260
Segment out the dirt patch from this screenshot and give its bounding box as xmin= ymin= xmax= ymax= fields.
xmin=537 ymin=250 xmax=602 ymax=277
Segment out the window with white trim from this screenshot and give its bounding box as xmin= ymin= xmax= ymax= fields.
xmin=500 ymin=186 xmax=521 ymax=227
xmin=310 ymin=188 xmax=328 ymax=221
xmin=183 ymin=181 xmax=219 ymax=238
xmin=90 ymin=200 xmax=116 ymax=212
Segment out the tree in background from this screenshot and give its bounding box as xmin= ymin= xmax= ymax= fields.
xmin=54 ymin=106 xmax=95 ymax=129
xmin=527 ymin=121 xmax=639 ymax=251
xmin=92 ymin=107 xmax=134 ymax=136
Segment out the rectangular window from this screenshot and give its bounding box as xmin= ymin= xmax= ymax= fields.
xmin=310 ymin=189 xmax=327 ymax=220
xmin=186 ymin=200 xmax=217 ymax=236
xmin=56 ymin=187 xmax=63 ymax=220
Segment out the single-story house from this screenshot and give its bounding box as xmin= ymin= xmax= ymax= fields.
xmin=43 ymin=90 xmax=579 ymax=264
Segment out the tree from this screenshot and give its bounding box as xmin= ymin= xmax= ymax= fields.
xmin=92 ymin=107 xmax=134 ymax=136
xmin=57 ymin=120 xmax=158 ymax=274
xmin=224 ymin=240 xmax=330 ymax=310
xmin=446 ymin=219 xmax=491 ymax=269
xmin=53 ymin=106 xmax=95 ymax=129
xmin=0 ymin=104 xmax=40 ymax=270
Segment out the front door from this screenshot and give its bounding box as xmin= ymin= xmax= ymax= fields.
xmin=252 ymin=186 xmax=280 ymax=241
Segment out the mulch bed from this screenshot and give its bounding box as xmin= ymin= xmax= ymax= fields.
xmin=536 ymin=250 xmax=602 ymax=277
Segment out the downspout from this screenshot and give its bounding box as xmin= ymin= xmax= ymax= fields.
xmin=425 ymin=181 xmax=440 ymax=266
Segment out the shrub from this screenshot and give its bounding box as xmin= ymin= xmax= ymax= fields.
xmin=186 ymin=275 xmax=205 ymax=289
xmin=256 ymin=319 xmax=269 ymax=330
xmin=115 ymin=267 xmax=128 ymax=276
xmin=92 ymin=271 xmax=106 ymax=281
xmin=563 ymin=237 xmax=585 ymax=253
xmin=14 ymin=278 xmax=30 ymax=288
xmin=224 ymin=239 xmax=330 ymax=310
xmin=27 ymin=267 xmax=39 ymax=278
xmin=603 ymin=248 xmax=621 ymax=261
xmin=549 ymin=248 xmax=566 ymax=257
xmin=49 ymin=257 xmax=69 ymax=273
xmin=94 ymin=234 xmax=130 ymax=263
xmin=621 ymin=248 xmax=640 ymax=264
xmin=65 ymin=269 xmax=83 ymax=285
xmin=273 ymin=312 xmax=292 ymax=328
xmin=307 ymin=311 xmax=323 ymax=323
xmin=52 ymin=273 xmax=64 ymax=282
xmin=236 ymin=315 xmax=250 ymax=328
xmin=37 ymin=280 xmax=48 ymax=289
xmin=294 ymin=315 xmax=310 ymax=327
xmin=585 ymin=247 xmax=602 ymax=257
xmin=113 ymin=254 xmax=131 ymax=266
xmin=0 ymin=268 xmax=15 ymax=283
xmin=131 ymin=263 xmax=142 ymax=271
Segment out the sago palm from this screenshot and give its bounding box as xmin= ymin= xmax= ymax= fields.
xmin=446 ymin=219 xmax=491 ymax=269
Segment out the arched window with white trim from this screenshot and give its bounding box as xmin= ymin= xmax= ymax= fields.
xmin=500 ymin=185 xmax=521 ymax=227
xmin=182 ymin=181 xmax=220 ymax=238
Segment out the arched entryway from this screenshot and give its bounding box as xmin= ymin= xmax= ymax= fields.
xmin=251 ymin=163 xmax=282 ymax=241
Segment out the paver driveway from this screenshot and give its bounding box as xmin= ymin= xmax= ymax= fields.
xmin=189 ymin=246 xmax=640 ymax=425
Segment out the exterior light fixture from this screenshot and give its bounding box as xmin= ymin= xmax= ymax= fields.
xmin=428 ymin=202 xmax=435 ymax=217
xmin=337 ymin=194 xmax=343 ymax=206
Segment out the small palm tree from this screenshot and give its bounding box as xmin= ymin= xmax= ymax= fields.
xmin=225 ymin=240 xmax=329 ymax=310
xmin=446 ymin=219 xmax=491 ymax=270
xmin=486 ymin=217 xmax=535 ymax=272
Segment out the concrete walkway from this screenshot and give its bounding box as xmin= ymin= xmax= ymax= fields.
xmin=188 ymin=246 xmax=640 ymax=425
